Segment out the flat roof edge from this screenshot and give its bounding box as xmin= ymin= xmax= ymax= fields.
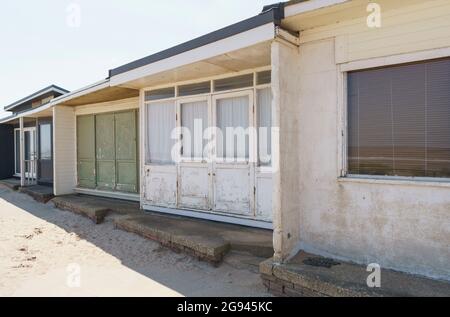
xmin=4 ymin=85 xmax=70 ymax=111
xmin=109 ymin=8 xmax=283 ymax=78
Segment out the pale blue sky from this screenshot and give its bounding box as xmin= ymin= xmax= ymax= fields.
xmin=0 ymin=0 xmax=276 ymax=117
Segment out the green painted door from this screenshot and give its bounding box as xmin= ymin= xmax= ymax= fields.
xmin=95 ymin=113 xmax=116 ymax=191
xmin=77 ymin=115 xmax=96 ymax=188
xmin=77 ymin=110 xmax=138 ymax=193
xmin=115 ymin=111 xmax=138 ymax=193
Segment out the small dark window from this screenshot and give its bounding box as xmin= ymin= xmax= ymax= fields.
xmin=257 ymin=71 xmax=271 ymax=85
xmin=214 ymin=74 xmax=254 ymax=92
xmin=178 ymin=81 xmax=211 ymax=97
xmin=145 ymin=87 xmax=175 ymax=101
xmin=348 ymin=58 xmax=450 ymax=178
xmin=39 ymin=123 xmax=52 ymax=160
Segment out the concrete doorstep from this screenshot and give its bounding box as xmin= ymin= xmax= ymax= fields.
xmin=19 ymin=185 xmax=54 ymax=203
xmin=260 ymin=251 xmax=450 ymax=297
xmin=51 ymin=194 xmax=273 ymax=265
xmin=52 ymin=194 xmax=141 ymax=224
xmin=0 ymin=179 xmax=21 ymax=191
xmin=115 ymin=214 xmax=274 ymax=266
xmin=0 ymin=179 xmax=54 ymax=203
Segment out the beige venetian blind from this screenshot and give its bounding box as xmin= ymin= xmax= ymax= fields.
xmin=348 ymin=58 xmax=450 ymax=178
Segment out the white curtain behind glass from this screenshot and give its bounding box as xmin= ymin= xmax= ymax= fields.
xmin=257 ymin=88 xmax=272 ymax=166
xmin=181 ymin=101 xmax=208 ymax=160
xmin=146 ymin=101 xmax=176 ymax=164
xmin=216 ymin=96 xmax=249 ymax=160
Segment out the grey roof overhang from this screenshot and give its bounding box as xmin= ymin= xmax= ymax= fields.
xmin=4 ymin=85 xmax=69 ymax=112
xmin=109 ymin=5 xmax=285 ymax=78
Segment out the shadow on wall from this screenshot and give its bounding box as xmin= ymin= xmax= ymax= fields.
xmin=0 ymin=125 xmax=14 ymax=180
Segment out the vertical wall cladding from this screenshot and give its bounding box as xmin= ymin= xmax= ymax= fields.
xmin=77 ymin=109 xmax=138 ymax=193
xmin=53 ymin=106 xmax=77 ymax=196
xmin=0 ymin=124 xmax=14 ymax=179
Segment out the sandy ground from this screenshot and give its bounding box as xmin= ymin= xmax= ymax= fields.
xmin=0 ymin=185 xmax=270 ymax=297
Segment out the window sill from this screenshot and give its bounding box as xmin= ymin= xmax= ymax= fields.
xmin=338 ymin=175 xmax=450 ymax=189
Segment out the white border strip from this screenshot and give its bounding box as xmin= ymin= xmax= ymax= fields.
xmin=143 ymin=204 xmax=273 ymax=230
xmin=74 ymin=187 xmax=140 ymax=202
xmin=340 ymin=47 xmax=450 ymax=72
xmin=284 ymin=0 xmax=350 ymax=18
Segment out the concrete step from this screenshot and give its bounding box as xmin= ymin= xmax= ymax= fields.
xmin=52 ymin=194 xmax=141 ymax=224
xmin=0 ymin=179 xmax=21 ymax=191
xmin=115 ymin=212 xmax=273 ymax=265
xmin=116 ymin=216 xmax=231 ymax=265
xmin=19 ymin=185 xmax=54 ymax=203
xmin=260 ymin=251 xmax=450 ymax=297
xmin=52 ymin=196 xmax=110 ymax=224
xmin=50 ymin=194 xmax=273 ymax=265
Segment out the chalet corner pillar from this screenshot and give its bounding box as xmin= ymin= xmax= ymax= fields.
xmin=271 ymin=39 xmax=302 ymax=263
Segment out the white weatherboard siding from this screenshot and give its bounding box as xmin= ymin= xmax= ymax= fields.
xmin=297 ymin=0 xmax=450 ymax=65
xmin=277 ymin=0 xmax=450 ymax=280
xmin=74 ymin=97 xmax=139 ymax=116
xmin=53 ymin=106 xmax=77 ymax=196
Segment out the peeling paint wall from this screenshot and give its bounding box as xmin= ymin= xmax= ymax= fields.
xmin=271 ymin=40 xmax=302 ymax=262
xmin=276 ymin=1 xmax=450 ymax=281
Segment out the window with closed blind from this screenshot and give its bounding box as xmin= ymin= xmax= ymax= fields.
xmin=348 ymin=58 xmax=450 ymax=178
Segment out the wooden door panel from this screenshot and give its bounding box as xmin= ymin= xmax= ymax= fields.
xmin=115 ymin=111 xmax=138 ymax=193
xmin=145 ymin=166 xmax=177 ymax=207
xmin=214 ymin=166 xmax=251 ymax=215
xmin=96 ymin=113 xmax=115 ymax=190
xmin=77 ymin=115 xmax=96 ymax=188
xmin=179 ymin=165 xmax=210 ymax=210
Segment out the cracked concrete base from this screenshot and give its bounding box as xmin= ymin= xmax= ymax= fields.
xmin=51 ymin=194 xmax=273 ymax=265
xmin=115 ymin=214 xmax=274 ymax=265
xmin=260 ymin=251 xmax=450 ymax=297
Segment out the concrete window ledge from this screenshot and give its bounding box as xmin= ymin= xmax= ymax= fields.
xmin=338 ymin=176 xmax=450 ymax=189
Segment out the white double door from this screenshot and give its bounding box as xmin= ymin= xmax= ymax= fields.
xmin=177 ymin=90 xmax=255 ymax=217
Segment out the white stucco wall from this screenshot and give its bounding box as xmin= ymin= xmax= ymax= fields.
xmin=293 ymin=38 xmax=449 ymax=281
xmin=271 ymin=40 xmax=302 ymax=262
xmin=276 ymin=0 xmax=450 ymax=281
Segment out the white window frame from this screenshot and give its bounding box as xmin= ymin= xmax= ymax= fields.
xmin=144 ymin=97 xmax=177 ymax=166
xmin=176 ymin=95 xmax=211 ymax=164
xmin=254 ymin=75 xmax=273 ymax=172
xmin=142 ymin=66 xmax=271 ymax=168
xmin=212 ymin=89 xmax=255 ymax=165
xmin=140 ymin=66 xmax=275 ymax=221
xmin=14 ymin=126 xmax=37 ymax=178
xmin=14 ymin=128 xmax=20 ymax=176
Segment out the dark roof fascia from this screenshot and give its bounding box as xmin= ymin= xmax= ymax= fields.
xmin=0 ymin=114 xmax=16 ymax=124
xmin=4 ymin=85 xmax=70 ymax=111
xmin=109 ymin=6 xmax=285 ymax=78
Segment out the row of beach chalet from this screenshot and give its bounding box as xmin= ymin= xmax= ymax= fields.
xmin=0 ymin=0 xmax=449 ymax=281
